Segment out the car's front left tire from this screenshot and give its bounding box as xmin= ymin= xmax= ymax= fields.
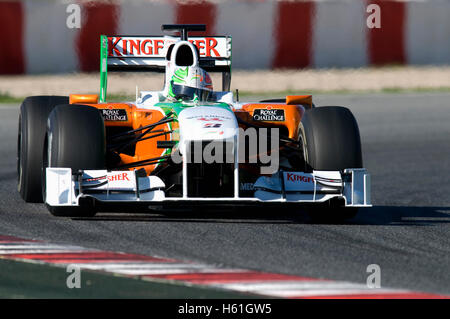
xmin=299 ymin=106 xmax=363 ymax=222
xmin=44 ymin=104 xmax=106 ymax=217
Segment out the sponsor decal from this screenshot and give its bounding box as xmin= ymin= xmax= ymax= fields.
xmin=109 ymin=37 xmax=164 ymax=56
xmin=187 ymin=114 xmax=231 ymax=121
xmin=203 ymin=123 xmax=222 ymax=128
xmin=108 ymin=172 xmax=130 ymax=182
xmin=84 ymin=176 xmax=107 ymax=182
xmin=189 ymin=38 xmax=220 ymax=57
xmin=108 ymin=37 xmax=222 ymax=58
xmin=197 ymin=117 xmax=223 ymax=122
xmin=286 ymin=173 xmax=314 ymax=183
xmin=240 ymin=182 xmax=254 ymax=191
xmin=101 ymin=109 xmax=128 ymax=121
xmin=253 ymin=109 xmax=285 ymax=122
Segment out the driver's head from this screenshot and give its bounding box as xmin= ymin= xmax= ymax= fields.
xmin=168 ymin=66 xmax=213 ymax=102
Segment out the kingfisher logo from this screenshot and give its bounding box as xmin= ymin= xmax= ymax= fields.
xmin=286 ymin=173 xmax=314 ymax=183
xmin=107 ymin=173 xmax=130 ymax=182
xmin=108 ymin=37 xmax=165 ymax=57
xmin=108 ymin=37 xmax=221 ymax=58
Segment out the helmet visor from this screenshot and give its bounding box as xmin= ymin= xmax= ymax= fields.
xmin=171 ymin=83 xmax=210 ymax=102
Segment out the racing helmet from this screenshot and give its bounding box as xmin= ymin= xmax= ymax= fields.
xmin=168 ymin=66 xmax=213 ymax=102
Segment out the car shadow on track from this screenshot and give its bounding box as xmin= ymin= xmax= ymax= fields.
xmin=351 ymin=205 xmax=450 ymax=226
xmin=75 ymin=206 xmax=310 ymax=224
xmin=72 ymin=205 xmax=450 ymax=226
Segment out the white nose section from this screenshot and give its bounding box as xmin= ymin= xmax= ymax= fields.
xmin=178 ymin=106 xmax=238 ymax=143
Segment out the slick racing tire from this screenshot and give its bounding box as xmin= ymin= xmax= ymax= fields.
xmin=44 ymin=104 xmax=105 ymax=217
xmin=299 ymin=106 xmax=362 ymax=222
xmin=17 ymin=96 xmax=69 ymax=202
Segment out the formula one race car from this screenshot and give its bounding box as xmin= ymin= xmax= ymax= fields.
xmin=17 ymin=24 xmax=371 ymax=221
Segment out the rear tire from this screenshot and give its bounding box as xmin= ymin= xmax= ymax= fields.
xmin=299 ymin=106 xmax=363 ymax=222
xmin=44 ymin=104 xmax=105 ymax=217
xmin=17 ymin=96 xmax=69 ymax=202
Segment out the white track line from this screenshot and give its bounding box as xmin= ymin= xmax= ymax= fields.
xmin=0 ymin=244 xmax=90 ymax=249
xmin=257 ymin=288 xmax=411 ymax=298
xmin=0 ymin=244 xmax=95 ymax=255
xmin=108 ymin=268 xmax=247 ymax=276
xmin=0 ymin=249 xmax=94 ymax=254
xmin=71 ymin=263 xmax=243 ymax=270
xmin=71 ymin=263 xmax=248 ymax=276
xmin=214 ymin=281 xmax=409 ymax=298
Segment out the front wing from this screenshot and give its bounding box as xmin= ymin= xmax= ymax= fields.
xmin=45 ymin=168 xmax=371 ymax=208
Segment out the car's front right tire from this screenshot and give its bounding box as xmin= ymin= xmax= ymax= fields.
xmin=17 ymin=96 xmax=69 ymax=203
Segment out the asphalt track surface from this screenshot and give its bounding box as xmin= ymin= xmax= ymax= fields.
xmin=0 ymin=92 xmax=449 ymax=295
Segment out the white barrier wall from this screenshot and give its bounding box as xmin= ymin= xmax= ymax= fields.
xmin=312 ymin=0 xmax=368 ymax=68
xmin=1 ymin=0 xmax=449 ymax=74
xmin=407 ymin=0 xmax=450 ymax=65
xmin=215 ymin=1 xmax=276 ymax=69
xmin=24 ymin=0 xmax=79 ymax=73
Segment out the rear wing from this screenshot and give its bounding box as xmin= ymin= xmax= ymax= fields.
xmin=99 ymin=35 xmax=232 ymax=102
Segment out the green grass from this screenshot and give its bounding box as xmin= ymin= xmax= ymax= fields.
xmin=107 ymin=87 xmax=450 ymax=100
xmin=0 ymin=93 xmax=138 ymax=104
xmin=0 ymin=93 xmax=24 ymax=103
xmin=106 ymin=94 xmax=137 ymax=102
xmin=238 ymin=86 xmax=450 ymax=97
xmin=0 ymin=258 xmax=255 ymax=299
xmin=2 ymin=86 xmax=450 ymax=104
xmin=83 ymin=87 xmax=450 ymax=100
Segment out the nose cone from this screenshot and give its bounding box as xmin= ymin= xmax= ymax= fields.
xmin=178 ymin=106 xmax=238 ymax=143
